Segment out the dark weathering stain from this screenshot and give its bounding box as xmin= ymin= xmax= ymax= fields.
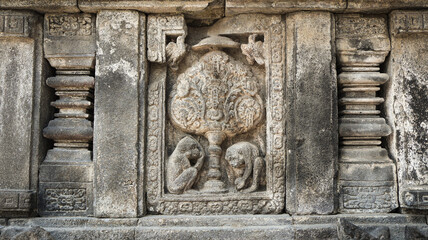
xmin=404 ymin=70 xmax=428 ymax=155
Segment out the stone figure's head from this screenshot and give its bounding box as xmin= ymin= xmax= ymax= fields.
xmin=177 ymin=136 xmax=204 ymax=160
xmin=225 ymin=142 xmax=259 ymax=168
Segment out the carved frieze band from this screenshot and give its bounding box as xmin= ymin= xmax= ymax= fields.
xmin=46 ymin=14 xmax=94 ymax=37
xmin=391 ymin=11 xmax=428 ymax=35
xmin=0 ymin=13 xmax=30 ymax=37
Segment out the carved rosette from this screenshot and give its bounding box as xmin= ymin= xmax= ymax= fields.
xmin=146 ymin=14 xmax=286 ymax=214
xmin=336 ymin=14 xmax=398 ymax=213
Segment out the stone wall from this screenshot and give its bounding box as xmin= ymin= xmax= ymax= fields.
xmin=0 ymin=1 xmax=427 ymax=239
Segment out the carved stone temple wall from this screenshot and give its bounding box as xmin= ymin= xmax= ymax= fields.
xmin=0 ymin=1 xmax=427 ymax=239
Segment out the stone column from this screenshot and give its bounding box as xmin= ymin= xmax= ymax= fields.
xmin=336 ymin=14 xmax=398 ymax=213
xmin=285 ymin=12 xmax=338 ymax=215
xmin=94 ymin=10 xmax=143 ymax=217
xmin=0 ymin=11 xmax=47 ymax=217
xmin=387 ymin=11 xmax=428 ymax=211
xmin=39 ymin=13 xmax=96 ymax=216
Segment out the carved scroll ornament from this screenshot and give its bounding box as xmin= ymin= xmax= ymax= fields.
xmin=169 ymin=50 xmax=264 ymax=193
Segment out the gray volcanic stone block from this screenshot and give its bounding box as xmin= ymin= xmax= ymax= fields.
xmin=285 ymin=11 xmax=338 ymax=215
xmin=346 ymin=0 xmax=428 ymax=12
xmin=0 ymin=0 xmax=79 ymax=13
xmin=0 ymin=11 xmax=46 ymax=217
xmin=94 ymin=10 xmax=143 ymax=217
xmin=79 ymin=0 xmax=224 ymax=20
xmin=226 ymin=0 xmax=346 ymax=15
xmin=386 ymin=10 xmax=428 ymax=211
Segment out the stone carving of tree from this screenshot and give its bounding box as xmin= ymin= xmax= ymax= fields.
xmin=169 ymin=50 xmax=263 ymax=193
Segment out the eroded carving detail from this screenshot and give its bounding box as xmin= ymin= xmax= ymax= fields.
xmin=241 ymin=34 xmax=265 ymax=65
xmin=0 ymin=14 xmax=30 ymax=37
xmin=147 ymin=15 xmax=187 ymax=64
xmin=166 ymin=35 xmax=187 ymax=70
xmin=45 ymin=189 xmax=87 ymax=211
xmin=343 ymin=187 xmax=393 ymax=210
xmin=167 ymin=136 xmax=205 ymax=194
xmin=47 ymin=14 xmax=93 ymax=36
xmin=225 ymin=142 xmax=265 ymax=193
xmin=170 ymin=50 xmax=264 ymax=193
xmin=146 ymin=14 xmax=285 ymax=215
xmin=391 ymin=11 xmax=428 ymax=35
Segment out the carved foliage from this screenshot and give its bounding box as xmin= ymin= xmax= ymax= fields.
xmin=45 ymin=188 xmax=87 ymax=211
xmin=169 ymin=51 xmax=264 ymax=137
xmin=146 ymin=15 xmax=285 ymax=215
xmin=343 ymin=186 xmax=394 ymax=210
xmin=241 ymin=34 xmax=265 ymax=65
xmin=47 ymin=14 xmax=93 ymax=36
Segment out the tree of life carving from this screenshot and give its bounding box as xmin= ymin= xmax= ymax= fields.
xmin=169 ymin=50 xmax=264 ymax=193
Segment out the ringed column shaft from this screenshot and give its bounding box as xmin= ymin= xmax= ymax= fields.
xmin=336 ymin=14 xmax=398 ymax=213
xmin=39 ymin=13 xmax=96 ymax=216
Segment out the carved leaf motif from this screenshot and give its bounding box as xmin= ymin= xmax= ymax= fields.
xmin=169 ymin=51 xmax=264 ymax=137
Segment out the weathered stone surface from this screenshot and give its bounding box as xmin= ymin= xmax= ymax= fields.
xmin=0 ymin=11 xmax=46 ymax=217
xmin=79 ymin=0 xmax=224 ymax=20
xmin=386 ymin=10 xmax=428 ymax=210
xmin=337 ymin=219 xmax=390 ymax=240
xmin=226 ymin=0 xmax=428 ymax=15
xmin=3 ymin=215 xmax=427 ymax=239
xmin=336 ymin=14 xmax=398 ymax=213
xmin=40 ymin=13 xmax=96 ymax=217
xmin=226 ymin=0 xmax=346 ymax=15
xmin=346 ymin=0 xmax=428 ymax=12
xmin=44 ymin=13 xmax=96 ymax=70
xmin=146 ymin=14 xmax=286 ymax=215
xmin=285 ymin=11 xmax=337 ymax=215
xmin=0 ymin=0 xmax=79 ymax=13
xmin=94 ymin=10 xmax=142 ymax=217
xmin=1 ymin=226 xmax=53 ymax=240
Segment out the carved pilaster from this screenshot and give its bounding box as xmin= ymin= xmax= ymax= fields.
xmin=0 ymin=11 xmax=45 ymax=217
xmin=336 ymin=14 xmax=398 ymax=213
xmin=39 ymin=13 xmax=95 ymax=216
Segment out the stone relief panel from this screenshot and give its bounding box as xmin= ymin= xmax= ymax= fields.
xmin=388 ymin=11 xmax=428 ymax=210
xmin=146 ymin=14 xmax=285 ymax=215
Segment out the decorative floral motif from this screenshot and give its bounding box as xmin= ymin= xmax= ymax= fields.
xmin=146 ymin=15 xmax=286 ymax=215
xmin=45 ymin=188 xmax=87 ymax=211
xmin=47 ymin=14 xmax=93 ymax=36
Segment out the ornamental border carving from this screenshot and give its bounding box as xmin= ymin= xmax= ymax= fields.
xmin=390 ymin=11 xmax=428 ymax=36
xmin=0 ymin=13 xmax=30 ymax=38
xmin=147 ymin=14 xmax=187 ymax=63
xmin=146 ymin=14 xmax=286 ymax=215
